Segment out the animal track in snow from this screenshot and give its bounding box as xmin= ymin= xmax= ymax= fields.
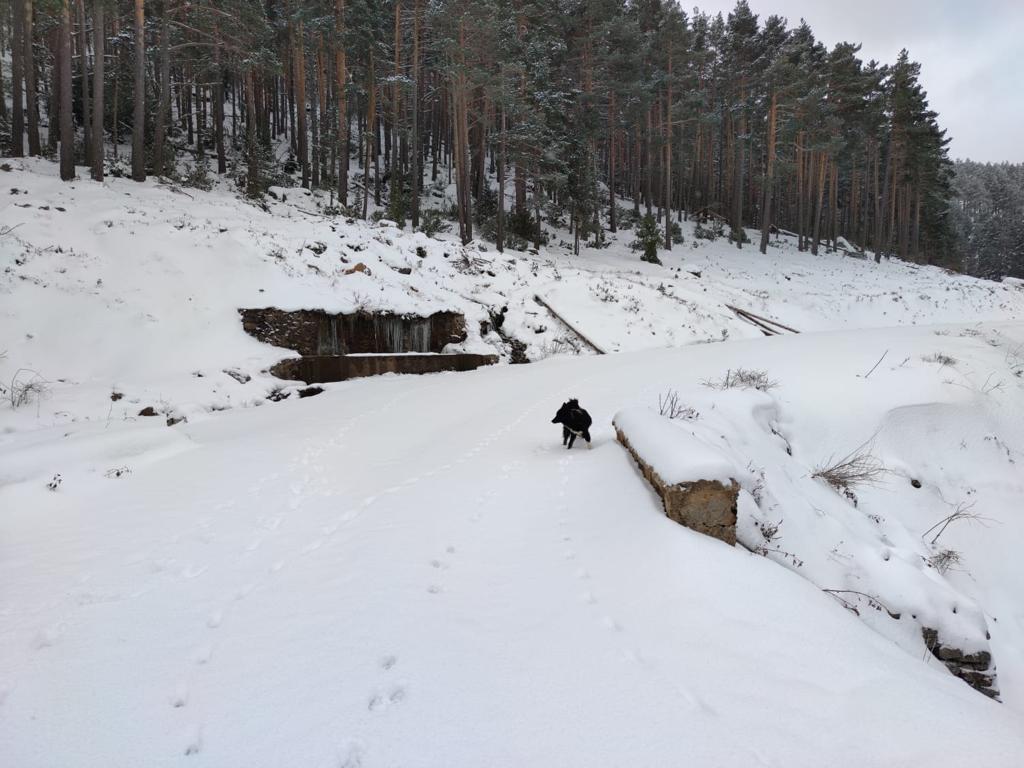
xmin=380 ymin=655 xmax=398 ymax=671
xmin=192 ymin=645 xmax=212 ymax=665
xmin=206 ymin=610 xmax=224 ymax=629
xmin=182 ymin=725 xmax=202 ymax=756
xmin=170 ymin=682 xmax=189 ymax=708
xmin=602 ymin=616 xmax=622 ymax=632
xmin=427 ymin=584 xmax=442 ymax=594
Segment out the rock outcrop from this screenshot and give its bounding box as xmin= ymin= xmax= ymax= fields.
xmin=615 ymin=425 xmax=738 ymax=545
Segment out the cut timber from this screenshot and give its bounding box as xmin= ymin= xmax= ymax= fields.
xmin=614 ymin=425 xmax=738 ymax=545
xmin=533 ymin=294 xmax=606 ymax=354
xmin=725 ymin=304 xmax=800 ymax=336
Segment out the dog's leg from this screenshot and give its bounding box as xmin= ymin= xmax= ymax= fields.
xmin=567 ymin=432 xmax=576 ymax=449
xmin=562 ymin=426 xmax=569 ymax=446
xmin=583 ymin=429 xmax=592 ymax=449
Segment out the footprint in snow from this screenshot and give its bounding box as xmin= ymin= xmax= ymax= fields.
xmin=192 ymin=645 xmax=212 ymax=665
xmin=170 ymin=682 xmax=189 ymax=708
xmin=602 ymin=616 xmax=622 ymax=632
xmin=302 ymin=539 xmax=324 ymax=554
xmin=337 ymin=742 xmax=365 ymax=768
xmin=182 ymin=725 xmax=202 ymax=756
xmin=380 ymin=655 xmax=398 ymax=671
xmin=234 ymin=583 xmax=254 ymax=601
xmin=427 ymin=584 xmax=442 ymax=594
xmin=206 ymin=610 xmax=224 ymax=629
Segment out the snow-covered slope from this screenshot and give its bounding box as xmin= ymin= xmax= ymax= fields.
xmin=3 ymin=325 xmax=1024 ymax=766
xmin=3 ymin=160 xmax=1024 ymax=766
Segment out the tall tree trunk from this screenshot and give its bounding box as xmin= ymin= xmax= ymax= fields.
xmin=59 ymin=0 xmax=74 ymax=180
xmin=131 ymin=0 xmax=146 ymax=182
xmin=811 ymin=153 xmax=828 ymax=255
xmin=758 ymin=91 xmax=777 ymax=254
xmin=732 ymin=86 xmax=745 ymax=249
xmin=294 ymin=21 xmax=309 ymax=188
xmin=644 ymin=106 xmax=652 ymax=215
xmin=10 ymin=0 xmax=25 ymax=156
xmin=213 ymin=24 xmax=226 ymax=174
xmin=362 ymin=50 xmax=375 ymax=219
xmin=90 ymin=0 xmax=105 ymax=181
xmin=310 ymin=41 xmax=321 ymax=189
xmin=663 ymin=52 xmax=672 ymax=251
xmin=78 ymin=0 xmax=90 ymax=164
xmin=608 ymin=91 xmax=616 ymax=233
xmin=410 ymin=0 xmax=421 ymax=227
xmin=152 ymin=7 xmax=170 ymax=175
xmin=24 ymin=0 xmax=41 ymax=155
xmin=335 ymin=0 xmax=348 ymax=205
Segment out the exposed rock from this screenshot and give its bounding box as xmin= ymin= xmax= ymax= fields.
xmin=110 ymin=391 xmax=123 ymax=402
xmin=239 ymin=307 xmax=468 ymax=356
xmin=344 ymin=262 xmax=371 ymax=276
xmin=138 ymin=406 xmax=158 ymax=417
xmin=223 ymin=368 xmax=251 ymax=384
xmin=614 ymin=426 xmax=738 ymax=545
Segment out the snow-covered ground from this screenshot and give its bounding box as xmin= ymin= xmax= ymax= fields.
xmin=2 ymin=159 xmax=1024 ymax=766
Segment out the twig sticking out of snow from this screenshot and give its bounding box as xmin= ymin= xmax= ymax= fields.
xmin=859 ymin=349 xmax=888 ymax=379
xmin=822 ymin=589 xmax=901 ymax=619
xmin=922 ymin=501 xmax=993 ymax=546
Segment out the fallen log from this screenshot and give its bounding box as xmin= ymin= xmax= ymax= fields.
xmin=725 ymin=304 xmax=800 ymax=334
xmin=533 ymin=294 xmax=606 ymax=354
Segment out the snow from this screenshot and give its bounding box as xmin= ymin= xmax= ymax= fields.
xmin=2 ymin=159 xmax=1024 ymax=766
xmin=613 ymin=405 xmax=739 ymax=486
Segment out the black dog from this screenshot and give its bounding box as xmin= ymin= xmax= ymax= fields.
xmin=552 ymin=399 xmax=592 ymax=449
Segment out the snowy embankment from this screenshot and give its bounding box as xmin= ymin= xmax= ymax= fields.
xmin=2 ymin=159 xmax=1024 ymax=765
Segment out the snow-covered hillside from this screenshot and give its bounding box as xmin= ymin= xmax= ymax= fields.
xmin=2 ymin=157 xmax=1022 ymax=428
xmin=2 ymin=160 xmax=1024 ymax=766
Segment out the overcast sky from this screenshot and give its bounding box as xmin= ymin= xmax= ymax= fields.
xmin=693 ymin=0 xmax=1023 ymax=163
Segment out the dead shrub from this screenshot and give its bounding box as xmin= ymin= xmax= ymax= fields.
xmin=702 ymin=368 xmax=778 ymax=392
xmin=813 ymin=442 xmax=885 ymax=504
xmin=7 ymin=368 xmax=49 ymax=409
xmin=657 ymin=390 xmax=699 ymax=420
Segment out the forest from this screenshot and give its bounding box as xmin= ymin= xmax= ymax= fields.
xmin=951 ymin=161 xmax=1024 ymax=280
xmin=0 ymin=0 xmax=998 ymax=271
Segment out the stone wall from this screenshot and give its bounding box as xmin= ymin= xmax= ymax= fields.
xmin=239 ymin=308 xmax=468 ymax=355
xmin=615 ymin=426 xmax=738 ymax=545
xmin=270 ymin=353 xmax=498 ymax=383
xmin=922 ymin=627 xmax=1000 ymax=700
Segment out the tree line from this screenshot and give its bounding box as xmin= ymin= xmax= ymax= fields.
xmin=1 ymin=0 xmax=958 ymax=264
xmin=950 ymin=161 xmax=1024 ymax=280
